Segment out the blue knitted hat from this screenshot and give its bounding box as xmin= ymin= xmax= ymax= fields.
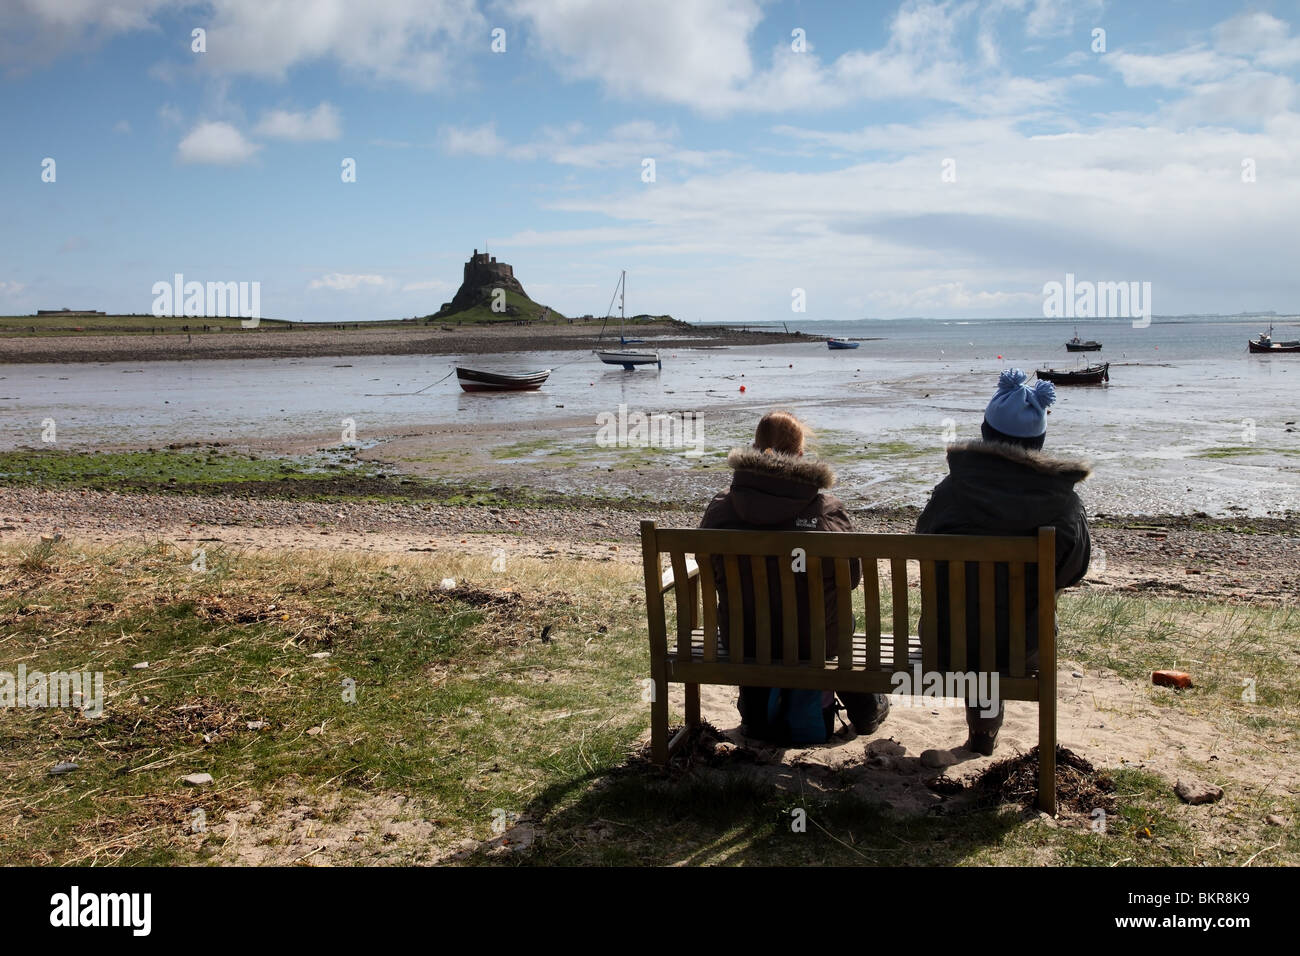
xmin=984 ymin=368 xmax=1056 ymax=438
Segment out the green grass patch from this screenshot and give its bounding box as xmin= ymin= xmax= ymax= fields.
xmin=0 ymin=541 xmax=1293 ymax=865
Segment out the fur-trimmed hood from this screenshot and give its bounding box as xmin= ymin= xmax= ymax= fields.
xmin=917 ymin=439 xmax=1092 ymax=577
xmin=945 ymin=439 xmax=1091 ymax=482
xmin=726 ymin=447 xmax=837 ymax=489
xmin=699 ymin=447 xmax=848 ymax=531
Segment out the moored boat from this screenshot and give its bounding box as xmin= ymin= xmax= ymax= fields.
xmin=1249 ymin=326 xmax=1300 ymax=353
xmin=594 ymin=349 xmax=661 ymax=370
xmin=1036 ymin=363 xmax=1109 ymax=385
xmin=596 ymin=270 xmax=660 ymax=369
xmin=1066 ymin=327 xmax=1102 ymax=351
xmin=827 ymin=338 xmax=859 ymax=350
xmin=456 ymin=366 xmax=551 ymax=392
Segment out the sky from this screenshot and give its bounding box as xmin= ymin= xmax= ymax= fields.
xmin=2 ymin=0 xmax=1299 ymax=324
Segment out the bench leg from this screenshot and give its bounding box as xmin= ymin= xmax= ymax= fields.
xmin=1038 ymin=677 xmax=1057 ymax=815
xmin=651 ymin=675 xmax=670 ymax=765
xmin=685 ymin=683 xmax=700 ymax=730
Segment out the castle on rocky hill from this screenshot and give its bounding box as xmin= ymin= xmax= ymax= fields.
xmin=447 ymin=248 xmax=528 ymax=311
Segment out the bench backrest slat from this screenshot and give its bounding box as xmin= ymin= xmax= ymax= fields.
xmin=778 ymin=557 xmax=798 ymax=663
xmin=1009 ymin=561 xmax=1027 ymax=677
xmin=835 ymin=560 xmax=853 ymax=672
xmin=670 ymin=550 xmax=692 ymax=660
xmin=723 ymin=553 xmax=744 ymax=662
xmin=919 ymin=560 xmax=939 ymax=673
xmin=948 ymin=561 xmax=967 ymax=671
xmin=863 ymin=560 xmax=881 ymax=669
xmin=808 ymin=555 xmax=826 ymax=668
xmin=698 ymin=554 xmax=718 ymax=662
xmin=751 ymin=555 xmax=772 ymax=665
xmin=979 ymin=561 xmax=997 ymax=672
xmin=890 ymin=558 xmax=909 ymax=669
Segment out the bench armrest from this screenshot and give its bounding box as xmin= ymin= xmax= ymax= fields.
xmin=660 ymin=557 xmax=699 ymax=595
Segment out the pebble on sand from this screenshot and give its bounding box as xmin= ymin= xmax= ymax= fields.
xmin=920 ymin=749 xmax=959 ymax=769
xmin=50 ymin=762 xmax=78 ymax=775
xmin=182 ymin=772 xmax=214 ymax=787
xmin=1174 ymin=778 xmax=1223 ymax=805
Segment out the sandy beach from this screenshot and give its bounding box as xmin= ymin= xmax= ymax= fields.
xmin=0 ymin=320 xmax=809 ymax=364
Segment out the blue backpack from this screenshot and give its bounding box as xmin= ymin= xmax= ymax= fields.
xmin=739 ymin=686 xmax=837 ymax=745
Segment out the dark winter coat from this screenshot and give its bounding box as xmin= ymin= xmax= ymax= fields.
xmin=699 ymin=448 xmax=860 ymax=660
xmin=915 ymin=440 xmax=1092 ymax=672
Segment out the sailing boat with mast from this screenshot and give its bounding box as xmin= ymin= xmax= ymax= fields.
xmin=595 ymin=270 xmax=660 ymax=370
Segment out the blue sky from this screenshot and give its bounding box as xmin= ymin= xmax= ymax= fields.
xmin=2 ymin=0 xmax=1299 ymax=323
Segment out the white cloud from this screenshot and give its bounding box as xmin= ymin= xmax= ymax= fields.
xmin=504 ymin=0 xmax=1072 ymax=116
xmin=505 ymin=0 xmax=760 ymax=110
xmin=0 ymin=280 xmax=25 ymax=296
xmin=1215 ymin=12 xmax=1300 ymax=68
xmin=253 ymin=102 xmax=341 ymax=141
xmin=199 ymin=0 xmax=484 ymax=90
xmin=309 ymin=273 xmax=387 ymax=291
xmin=496 ymin=113 xmax=1300 ymax=319
xmin=1108 ymin=49 xmax=1242 ymax=89
xmin=1023 ymin=0 xmax=1103 ymax=39
xmin=158 ymin=102 xmax=183 ymax=127
xmin=401 ymin=279 xmax=454 ymax=292
xmin=442 ymin=119 xmax=735 ymax=170
xmin=176 ymin=120 xmax=260 ymax=164
xmin=2 ymin=0 xmax=485 ymax=89
xmin=442 ymin=123 xmax=506 ymax=157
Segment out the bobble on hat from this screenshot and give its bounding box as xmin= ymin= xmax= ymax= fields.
xmin=985 ymin=367 xmax=1056 ymax=438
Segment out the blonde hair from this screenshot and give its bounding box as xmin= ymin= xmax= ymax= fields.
xmin=753 ymin=410 xmax=810 ymax=456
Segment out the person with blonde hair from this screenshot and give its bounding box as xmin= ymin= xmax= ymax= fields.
xmin=699 ymin=411 xmax=890 ymax=743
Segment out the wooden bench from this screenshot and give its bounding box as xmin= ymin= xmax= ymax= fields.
xmin=640 ymin=520 xmax=1059 ymax=813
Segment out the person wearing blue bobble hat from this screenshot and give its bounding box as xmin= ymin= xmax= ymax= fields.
xmin=916 ymin=369 xmax=1092 ymax=755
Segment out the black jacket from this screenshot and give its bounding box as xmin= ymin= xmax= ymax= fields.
xmin=915 ymin=440 xmax=1091 ymax=670
xmin=700 ymin=448 xmax=860 ymax=660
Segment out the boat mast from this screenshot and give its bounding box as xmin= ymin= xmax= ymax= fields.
xmin=620 ymin=270 xmax=626 ymax=340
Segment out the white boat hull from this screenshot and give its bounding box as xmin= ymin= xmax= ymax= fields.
xmin=596 ymin=349 xmax=660 ymax=369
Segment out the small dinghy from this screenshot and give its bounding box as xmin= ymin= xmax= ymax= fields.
xmin=455 ymin=366 xmax=551 ymax=392
xmin=827 ymin=338 xmax=860 ymax=350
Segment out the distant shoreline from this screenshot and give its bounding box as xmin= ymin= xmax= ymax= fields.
xmin=0 ymin=320 xmax=815 ymax=365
